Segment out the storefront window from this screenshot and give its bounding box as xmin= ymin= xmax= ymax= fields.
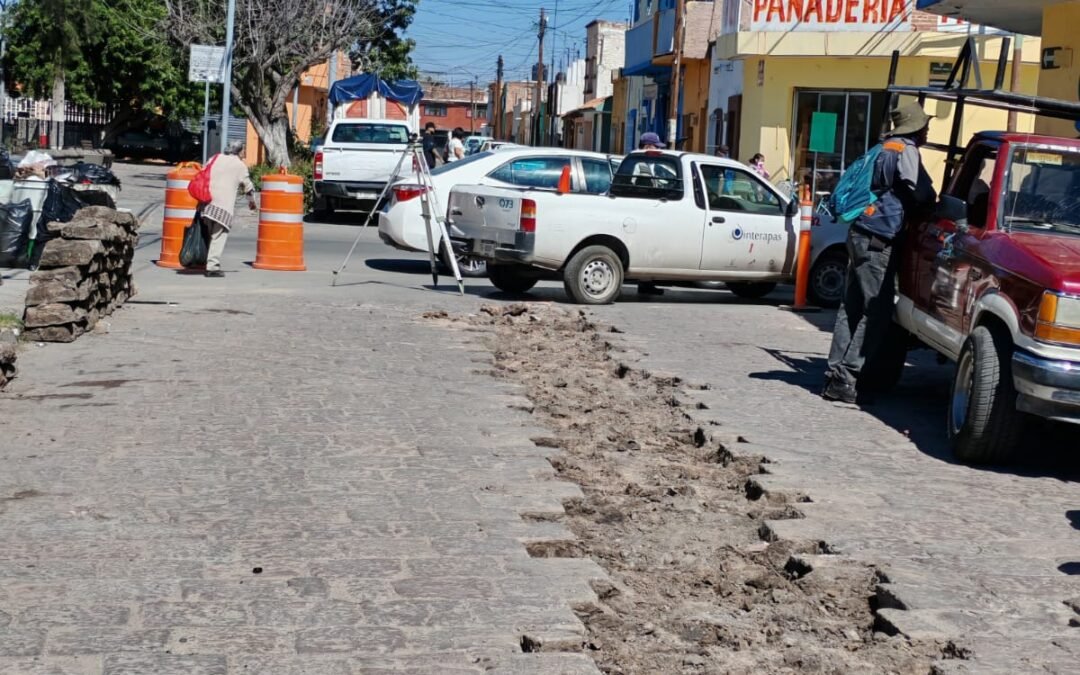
xmin=792 ymin=90 xmax=886 ymax=205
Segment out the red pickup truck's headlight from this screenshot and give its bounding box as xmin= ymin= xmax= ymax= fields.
xmin=1035 ymin=292 xmax=1080 ymax=346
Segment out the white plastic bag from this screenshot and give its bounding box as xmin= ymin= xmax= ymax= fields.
xmin=17 ymin=150 xmax=56 ymax=169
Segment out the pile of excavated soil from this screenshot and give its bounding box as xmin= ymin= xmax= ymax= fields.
xmin=431 ymin=304 xmax=949 ymax=674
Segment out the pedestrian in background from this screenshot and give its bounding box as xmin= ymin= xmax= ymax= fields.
xmin=749 ymin=153 xmax=769 ymax=180
xmin=421 ymin=122 xmax=438 ymax=169
xmin=200 ymin=139 xmax=256 ymax=278
xmin=448 ymin=128 xmax=466 ymax=163
xmin=822 ymin=102 xmax=937 ymax=404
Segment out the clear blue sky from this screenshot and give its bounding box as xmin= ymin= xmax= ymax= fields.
xmin=406 ymin=0 xmax=633 ymax=86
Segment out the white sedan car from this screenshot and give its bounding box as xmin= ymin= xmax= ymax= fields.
xmin=378 ymin=147 xmax=621 ymax=276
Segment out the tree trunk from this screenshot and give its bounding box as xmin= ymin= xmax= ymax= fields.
xmin=261 ymin=117 xmax=291 ymax=167
xmin=50 ymin=70 xmax=65 ymax=149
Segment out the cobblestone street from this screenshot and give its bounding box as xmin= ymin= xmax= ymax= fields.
xmin=0 ymin=163 xmax=1077 ymax=673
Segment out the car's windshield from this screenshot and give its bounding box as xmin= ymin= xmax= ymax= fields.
xmin=1003 ymin=146 xmax=1080 ymax=237
xmin=331 ymin=123 xmax=410 ymax=144
xmin=430 ymin=151 xmax=493 ymax=176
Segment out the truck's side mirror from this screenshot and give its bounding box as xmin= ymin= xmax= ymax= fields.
xmin=937 ymin=194 xmax=968 ymax=225
xmin=785 ymin=198 xmax=800 ymax=218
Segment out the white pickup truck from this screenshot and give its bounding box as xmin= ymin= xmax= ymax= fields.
xmin=313 ymin=118 xmax=412 ymax=214
xmin=448 ymin=150 xmax=848 ymax=304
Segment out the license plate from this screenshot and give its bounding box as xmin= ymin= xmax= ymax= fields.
xmin=478 ymin=240 xmax=497 ymax=257
xmin=352 ymin=191 xmax=379 ymax=200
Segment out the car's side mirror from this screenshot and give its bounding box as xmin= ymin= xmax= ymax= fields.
xmin=937 ymin=194 xmax=968 ymax=226
xmin=785 ymin=198 xmax=800 ymax=218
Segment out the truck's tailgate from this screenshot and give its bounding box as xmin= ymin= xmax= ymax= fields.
xmin=448 ymin=185 xmax=525 ymax=233
xmin=321 ymin=144 xmax=408 ymax=183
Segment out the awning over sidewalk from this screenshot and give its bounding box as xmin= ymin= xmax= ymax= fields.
xmin=916 ymin=0 xmax=1053 ymax=36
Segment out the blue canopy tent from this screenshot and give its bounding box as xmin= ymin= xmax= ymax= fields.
xmin=328 ymin=74 xmax=423 ymax=108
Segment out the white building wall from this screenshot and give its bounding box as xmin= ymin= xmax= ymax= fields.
xmin=586 ymin=22 xmax=628 ymax=101
xmin=558 ymin=59 xmax=587 ymax=116
xmin=705 ymin=56 xmax=744 ymax=155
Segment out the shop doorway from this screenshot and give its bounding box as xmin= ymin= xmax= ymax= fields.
xmin=792 ymin=90 xmax=887 ymax=204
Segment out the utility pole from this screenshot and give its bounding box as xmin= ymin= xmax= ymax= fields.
xmin=220 ymin=0 xmax=237 ymax=153
xmin=1007 ymin=34 xmax=1024 ymax=132
xmin=470 ymin=79 xmax=476 ymax=134
xmin=534 ymin=8 xmax=547 ymax=146
xmin=495 ymin=55 xmax=504 ymax=140
xmin=667 ymin=0 xmax=686 ymax=148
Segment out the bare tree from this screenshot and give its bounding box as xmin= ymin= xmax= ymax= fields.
xmin=166 ymin=0 xmax=384 ymax=166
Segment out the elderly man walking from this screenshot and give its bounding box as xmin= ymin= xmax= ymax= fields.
xmin=200 ymin=139 xmax=256 ymax=278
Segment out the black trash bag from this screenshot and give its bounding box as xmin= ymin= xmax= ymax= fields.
xmin=76 ymin=189 xmax=116 ymax=209
xmin=0 ymin=150 xmax=14 ymax=181
xmin=179 ymin=210 xmax=210 ymax=268
xmin=0 ymin=200 xmax=34 ymax=268
xmin=70 ymin=161 xmax=121 ymax=187
xmin=28 ymin=181 xmax=86 ymax=269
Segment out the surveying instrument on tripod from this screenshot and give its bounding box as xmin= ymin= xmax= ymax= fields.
xmin=331 ymin=136 xmax=464 ymax=295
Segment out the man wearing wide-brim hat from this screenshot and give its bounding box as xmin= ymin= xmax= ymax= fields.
xmin=823 ymin=101 xmax=938 ymax=404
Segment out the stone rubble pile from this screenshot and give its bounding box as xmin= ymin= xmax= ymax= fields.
xmin=22 ymin=206 xmax=139 ymax=343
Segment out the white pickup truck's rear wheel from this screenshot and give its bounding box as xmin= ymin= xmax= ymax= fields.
xmin=563 ymin=246 xmax=623 ymax=305
xmin=948 ymin=325 xmax=1026 ymax=464
xmin=488 ymin=264 xmax=538 ymax=294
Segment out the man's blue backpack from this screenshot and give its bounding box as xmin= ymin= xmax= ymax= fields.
xmin=829 ymin=144 xmax=883 ymax=224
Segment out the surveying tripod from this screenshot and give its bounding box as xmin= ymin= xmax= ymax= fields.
xmin=331 ymin=138 xmax=464 ymax=295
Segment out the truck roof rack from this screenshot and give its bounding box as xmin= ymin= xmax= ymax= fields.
xmin=885 ymin=36 xmax=1080 ymax=185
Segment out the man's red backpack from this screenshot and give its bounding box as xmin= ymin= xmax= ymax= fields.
xmin=187 ymin=154 xmax=219 ymax=203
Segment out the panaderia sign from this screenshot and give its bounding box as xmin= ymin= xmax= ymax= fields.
xmin=738 ymin=0 xmax=913 ymax=32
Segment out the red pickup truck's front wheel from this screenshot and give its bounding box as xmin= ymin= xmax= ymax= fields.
xmin=949 ymin=325 xmax=1026 ymax=464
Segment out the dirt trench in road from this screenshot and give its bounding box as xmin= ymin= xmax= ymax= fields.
xmin=428 ymin=304 xmax=951 ymax=675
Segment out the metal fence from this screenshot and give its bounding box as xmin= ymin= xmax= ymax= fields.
xmin=2 ymin=96 xmax=109 ymax=148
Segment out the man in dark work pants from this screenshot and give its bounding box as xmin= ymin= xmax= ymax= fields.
xmin=822 ymin=102 xmax=937 ymax=404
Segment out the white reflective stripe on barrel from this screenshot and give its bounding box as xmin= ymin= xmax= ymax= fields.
xmin=260 ymin=211 xmax=305 ymax=223
xmin=261 ymin=182 xmax=304 ymax=194
xmin=164 ymin=207 xmax=197 ymax=220
xmin=166 ymin=179 xmax=191 ymax=189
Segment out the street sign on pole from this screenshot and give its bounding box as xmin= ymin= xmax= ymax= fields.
xmin=188 ymin=45 xmax=226 ymax=83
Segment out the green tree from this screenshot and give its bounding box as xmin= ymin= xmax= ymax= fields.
xmin=91 ymin=0 xmax=204 ymax=139
xmin=4 ymin=0 xmax=203 ymax=145
xmin=4 ymin=0 xmax=97 ymax=147
xmin=350 ymin=0 xmax=419 ymax=80
xmin=167 ymin=0 xmax=418 ymax=167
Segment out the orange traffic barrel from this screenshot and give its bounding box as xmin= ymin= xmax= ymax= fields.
xmin=159 ymin=162 xmax=201 ymax=268
xmin=253 ymin=169 xmax=306 ymax=271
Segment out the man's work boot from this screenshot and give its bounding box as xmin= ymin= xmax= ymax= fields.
xmin=822 ymin=377 xmax=857 ymax=404
xmin=205 ymin=270 xmax=225 ymax=278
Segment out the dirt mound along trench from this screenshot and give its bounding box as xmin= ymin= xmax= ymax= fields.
xmin=432 ymin=304 xmax=947 ymax=674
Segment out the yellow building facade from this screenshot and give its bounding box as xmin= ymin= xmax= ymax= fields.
xmin=1036 ymin=2 xmax=1080 ymax=138
xmin=711 ymin=5 xmax=1042 ymax=197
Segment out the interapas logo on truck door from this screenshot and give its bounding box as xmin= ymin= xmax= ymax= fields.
xmin=747 ymin=0 xmax=912 ymax=32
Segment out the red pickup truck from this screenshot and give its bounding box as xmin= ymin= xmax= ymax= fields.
xmin=889 ymin=132 xmax=1080 ymax=463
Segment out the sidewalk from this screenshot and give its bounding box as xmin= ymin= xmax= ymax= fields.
xmin=0 ymin=164 xmax=602 ymax=674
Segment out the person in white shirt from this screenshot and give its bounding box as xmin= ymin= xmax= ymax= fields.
xmin=447 ymin=128 xmax=466 ymax=163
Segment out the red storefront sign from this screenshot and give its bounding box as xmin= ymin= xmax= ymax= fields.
xmin=749 ymin=0 xmax=912 ymax=31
